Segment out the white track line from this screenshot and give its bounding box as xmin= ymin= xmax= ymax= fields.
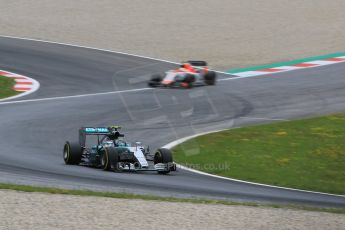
xmin=240 ymin=116 xmax=289 ymax=121
xmin=0 ymin=88 xmax=152 ymax=105
xmin=0 ymin=35 xmax=180 ymax=64
xmin=163 ymin=129 xmax=345 ymax=198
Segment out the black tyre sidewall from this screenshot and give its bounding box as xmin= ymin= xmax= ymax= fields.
xmin=63 ymin=141 xmax=82 ymax=165
xmin=151 ymin=74 xmax=162 ymax=82
xmin=103 ymin=147 xmax=120 ymax=171
xmin=154 ymin=148 xmax=173 ymax=174
xmin=101 ymin=148 xmax=111 ymax=171
xmin=149 ymin=74 xmax=163 ymax=87
xmin=204 ymin=71 xmax=216 ymax=85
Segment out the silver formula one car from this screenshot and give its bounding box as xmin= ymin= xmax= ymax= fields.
xmin=148 ymin=61 xmax=217 ymax=88
xmin=63 ymin=126 xmax=176 ymax=174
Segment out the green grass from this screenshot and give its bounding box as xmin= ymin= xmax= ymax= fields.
xmin=0 ymin=75 xmax=20 ymax=99
xmin=172 ymin=114 xmax=345 ymax=195
xmin=0 ymin=183 xmax=344 ymax=214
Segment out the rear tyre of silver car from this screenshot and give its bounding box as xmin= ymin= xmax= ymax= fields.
xmin=154 ymin=148 xmax=173 ymax=174
xmin=63 ymin=141 xmax=82 ymax=165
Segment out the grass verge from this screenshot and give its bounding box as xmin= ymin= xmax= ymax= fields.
xmin=172 ymin=114 xmax=345 ymax=195
xmin=0 ymin=75 xmax=19 ymax=99
xmin=0 ymin=183 xmax=344 ymax=214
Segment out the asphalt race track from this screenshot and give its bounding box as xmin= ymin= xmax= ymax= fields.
xmin=0 ymin=37 xmax=345 ymax=208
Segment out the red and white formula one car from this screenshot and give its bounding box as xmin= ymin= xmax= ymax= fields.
xmin=148 ymin=61 xmax=217 ymax=88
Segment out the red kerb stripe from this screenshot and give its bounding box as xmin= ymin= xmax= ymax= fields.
xmin=256 ymin=68 xmax=284 ymax=72
xmin=0 ymin=71 xmax=10 ymax=75
xmin=13 ymin=87 xmax=31 ymax=91
xmin=292 ymin=63 xmax=318 ymax=67
xmin=11 ymin=76 xmax=27 ymax=79
xmin=325 ymin=57 xmax=345 ymax=62
xmin=15 ymin=82 xmax=33 ymax=85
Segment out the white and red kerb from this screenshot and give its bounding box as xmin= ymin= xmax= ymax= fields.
xmin=0 ymin=70 xmax=35 ymax=92
xmin=232 ymin=56 xmax=345 ymax=77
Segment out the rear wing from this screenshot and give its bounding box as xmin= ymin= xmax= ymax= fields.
xmin=181 ymin=61 xmax=209 ymax=71
xmin=82 ymin=127 xmax=110 ymax=135
xmin=79 ymin=126 xmax=123 ymax=147
xmin=79 ymin=127 xmax=109 ymax=146
xmin=186 ymin=60 xmax=208 ymax=67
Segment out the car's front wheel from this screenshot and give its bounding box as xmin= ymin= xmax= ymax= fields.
xmin=101 ymin=147 xmax=119 ymax=171
xmin=148 ymin=74 xmax=162 ymax=87
xmin=154 ymin=148 xmax=173 ymax=174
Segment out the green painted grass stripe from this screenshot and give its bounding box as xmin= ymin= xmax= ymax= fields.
xmin=226 ymin=52 xmax=345 ymax=73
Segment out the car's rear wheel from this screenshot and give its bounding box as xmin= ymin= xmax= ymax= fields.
xmin=204 ymin=71 xmax=216 ymax=85
xmin=154 ymin=148 xmax=173 ymax=174
xmin=63 ymin=141 xmax=82 ymax=165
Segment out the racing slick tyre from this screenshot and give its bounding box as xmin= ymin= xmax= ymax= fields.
xmin=204 ymin=71 xmax=217 ymax=85
xmin=148 ymin=74 xmax=162 ymax=87
xmin=63 ymin=141 xmax=82 ymax=165
xmin=101 ymin=147 xmax=119 ymax=171
xmin=154 ymin=148 xmax=173 ymax=174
